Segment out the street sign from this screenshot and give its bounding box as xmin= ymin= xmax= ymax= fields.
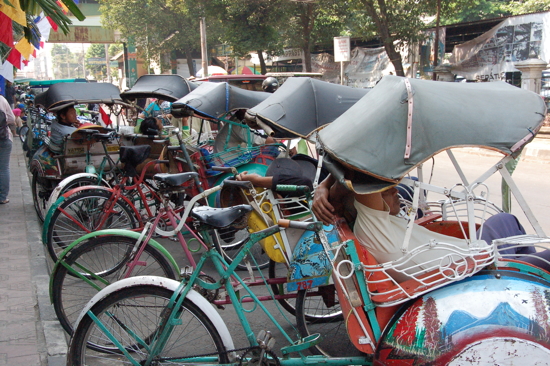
xmin=334 ymin=36 xmax=351 ymax=62
xmin=87 ymin=57 xmax=107 ymax=65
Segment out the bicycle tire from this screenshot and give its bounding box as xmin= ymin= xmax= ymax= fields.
xmin=45 ymin=190 xmax=139 ymax=262
xmin=19 ymin=125 xmax=29 ymax=144
xmin=268 ymin=260 xmax=298 ymax=316
xmin=32 ymin=171 xmax=54 ymax=222
xmin=296 ymin=286 xmax=355 ymax=357
xmin=211 ymin=225 xmax=270 ymax=270
xmin=47 ymin=176 xmax=104 ymax=209
xmin=67 ymin=285 xmax=229 ymax=364
xmin=51 ymin=235 xmax=177 ymax=336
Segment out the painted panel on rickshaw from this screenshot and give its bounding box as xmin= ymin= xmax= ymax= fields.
xmin=31 ymin=145 xmax=60 ymax=178
xmin=375 ymin=272 xmax=550 ymax=365
xmin=286 ymin=224 xmax=338 ymax=291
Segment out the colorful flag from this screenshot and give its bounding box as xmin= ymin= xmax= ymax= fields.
xmin=0 ymin=1 xmax=26 ymax=26
xmin=99 ymin=107 xmax=112 ymax=126
xmin=47 ymin=16 xmax=59 ymax=32
xmin=0 ymin=12 xmax=13 ymax=47
xmin=56 ymin=0 xmax=69 ymax=14
xmin=15 ymin=38 xmax=34 ymax=60
xmin=6 ymin=49 xmax=22 ymax=69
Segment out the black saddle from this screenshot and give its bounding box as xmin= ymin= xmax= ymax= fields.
xmin=153 ymin=172 xmax=198 ymax=186
xmin=191 ymin=205 xmax=252 ymax=228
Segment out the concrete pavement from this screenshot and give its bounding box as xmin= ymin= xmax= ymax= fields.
xmin=0 ymin=130 xmax=550 ymax=365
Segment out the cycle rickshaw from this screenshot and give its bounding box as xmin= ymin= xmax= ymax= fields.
xmin=68 ymin=76 xmax=550 ymax=365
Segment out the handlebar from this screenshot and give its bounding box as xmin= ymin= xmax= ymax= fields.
xmin=275 ymin=185 xmax=311 ymax=195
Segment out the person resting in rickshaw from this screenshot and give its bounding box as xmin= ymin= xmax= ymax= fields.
xmin=312 ymin=173 xmax=550 ymax=282
xmin=213 ymin=109 xmax=276 ymax=153
xmin=50 ymin=106 xmax=82 ymax=154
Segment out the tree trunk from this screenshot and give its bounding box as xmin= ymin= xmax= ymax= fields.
xmin=257 ymin=50 xmax=267 ymax=74
xmin=300 ymin=2 xmax=314 ymax=72
xmin=363 ymin=0 xmax=405 ymax=77
xmin=184 ymin=47 xmax=194 ymax=76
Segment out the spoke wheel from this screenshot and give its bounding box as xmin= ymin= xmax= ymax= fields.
xmin=51 ymin=235 xmax=177 ymax=336
xmin=45 ymin=190 xmax=139 ymax=262
xmin=67 ymin=285 xmax=229 ymax=364
xmin=296 ymin=286 xmax=356 ymax=357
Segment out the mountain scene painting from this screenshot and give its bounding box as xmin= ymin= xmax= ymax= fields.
xmin=376 ymin=274 xmax=550 ymax=364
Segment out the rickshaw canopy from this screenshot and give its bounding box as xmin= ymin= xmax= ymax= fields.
xmin=120 ymin=74 xmax=197 ymax=102
xmin=317 ymin=75 xmax=547 ymax=193
xmin=171 ymin=81 xmax=270 ymax=119
xmin=34 ymin=82 xmax=126 ymax=111
xmin=245 ymin=77 xmax=369 ymax=139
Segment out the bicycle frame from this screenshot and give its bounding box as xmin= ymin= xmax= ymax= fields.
xmin=81 ymin=221 xmax=369 ymax=366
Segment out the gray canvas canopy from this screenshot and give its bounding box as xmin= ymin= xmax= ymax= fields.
xmin=120 ymin=74 xmax=197 ymax=102
xmin=245 ymin=77 xmax=369 ymax=139
xmin=35 ymin=82 xmax=126 ymax=111
xmin=171 ymin=82 xmax=270 ymax=119
xmin=317 ymin=75 xmax=547 ymax=193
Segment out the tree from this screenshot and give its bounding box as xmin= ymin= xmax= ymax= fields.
xmin=279 ymin=0 xmax=350 ymax=72
xmin=206 ymin=0 xmax=288 ymax=74
xmin=100 ymin=0 xmax=206 ymax=75
xmin=51 ymin=44 xmax=79 ymax=79
xmin=504 ymin=0 xmax=550 ymax=14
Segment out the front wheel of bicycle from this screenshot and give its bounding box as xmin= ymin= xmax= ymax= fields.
xmin=67 ymin=285 xmax=230 ymax=364
xmin=296 ymin=286 xmax=358 ymax=357
xmin=51 ymin=234 xmax=177 ymax=336
xmin=211 ymin=225 xmax=270 ymax=270
xmin=45 ymin=189 xmax=139 ymax=262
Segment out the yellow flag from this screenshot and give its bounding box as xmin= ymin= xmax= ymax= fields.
xmin=15 ymin=38 xmax=33 ymax=60
xmin=0 ymin=1 xmax=26 ymax=27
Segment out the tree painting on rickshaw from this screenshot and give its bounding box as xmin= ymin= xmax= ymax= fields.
xmin=377 ymin=276 xmax=550 ymax=364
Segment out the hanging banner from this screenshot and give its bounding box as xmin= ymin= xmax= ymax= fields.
xmin=345 ymin=47 xmax=395 ymax=88
xmin=450 ymin=12 xmax=550 ymax=81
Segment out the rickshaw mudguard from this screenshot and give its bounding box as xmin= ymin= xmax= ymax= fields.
xmin=286 ymin=224 xmax=338 ymax=292
xmin=374 ymin=271 xmax=550 ymax=365
xmin=30 ymin=145 xmax=62 ymax=179
xmin=49 ymin=230 xmax=179 ymax=303
xmin=207 ymin=162 xmax=269 ymax=207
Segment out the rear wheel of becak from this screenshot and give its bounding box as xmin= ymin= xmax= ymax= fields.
xmin=32 ymin=171 xmax=54 ymax=222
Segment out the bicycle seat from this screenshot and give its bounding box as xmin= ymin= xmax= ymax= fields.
xmin=153 ymin=172 xmax=198 ymax=186
xmin=191 ymin=205 xmax=253 ymax=228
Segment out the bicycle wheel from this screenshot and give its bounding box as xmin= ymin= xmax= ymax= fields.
xmin=296 ymin=286 xmax=355 ymax=357
xmin=67 ymin=285 xmax=229 ymax=365
xmin=51 ymin=235 xmax=177 ymax=336
xmin=19 ymin=125 xmax=29 ymax=144
xmin=47 ymin=176 xmax=103 ymax=209
xmin=32 ymin=171 xmax=54 ymax=222
xmin=211 ymin=225 xmax=270 ymax=270
xmin=46 ymin=190 xmax=139 ymax=261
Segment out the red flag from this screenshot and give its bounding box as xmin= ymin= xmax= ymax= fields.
xmin=0 ymin=12 xmax=13 ymax=47
xmin=22 ymin=59 xmax=28 ymax=66
xmin=47 ymin=16 xmax=58 ymax=32
xmin=99 ymin=107 xmax=111 ymax=126
xmin=7 ymin=48 xmax=22 ymax=69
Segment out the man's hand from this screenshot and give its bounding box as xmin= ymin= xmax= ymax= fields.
xmin=236 ymin=171 xmax=273 ymax=189
xmin=312 ymin=176 xmax=336 ymax=225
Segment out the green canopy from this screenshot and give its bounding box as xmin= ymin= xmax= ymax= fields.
xmin=317 ymin=75 xmax=547 ymax=193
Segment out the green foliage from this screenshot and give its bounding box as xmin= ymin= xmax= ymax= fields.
xmin=50 ymin=44 xmax=83 ymax=79
xmin=504 ymin=0 xmax=550 ymax=15
xmin=440 ymin=1 xmax=510 ymax=24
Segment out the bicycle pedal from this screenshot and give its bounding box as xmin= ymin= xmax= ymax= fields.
xmin=256 ymin=330 xmax=276 ymax=351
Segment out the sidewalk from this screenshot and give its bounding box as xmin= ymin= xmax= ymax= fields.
xmin=0 ymin=141 xmax=66 ymax=366
xmin=0 ymin=131 xmax=550 ymax=366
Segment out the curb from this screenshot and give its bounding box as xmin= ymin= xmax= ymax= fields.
xmin=20 ymin=149 xmax=68 ymax=365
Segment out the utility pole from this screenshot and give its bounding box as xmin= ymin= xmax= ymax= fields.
xmin=200 ymin=17 xmax=208 ymax=76
xmin=105 ymin=44 xmax=111 ymax=82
